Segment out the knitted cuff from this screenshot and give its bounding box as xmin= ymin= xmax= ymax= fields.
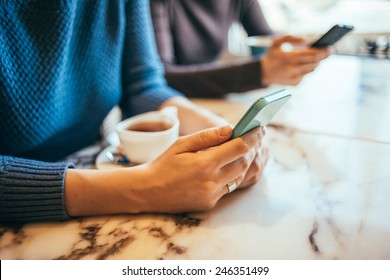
xmin=0 ymin=156 xmax=75 ymax=223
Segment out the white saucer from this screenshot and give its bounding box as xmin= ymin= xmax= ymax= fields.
xmin=95 ymin=146 xmax=134 ymax=170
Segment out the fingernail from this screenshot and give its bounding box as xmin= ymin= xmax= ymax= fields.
xmin=261 ymin=126 xmax=266 ymax=135
xmin=218 ymin=125 xmax=232 ymax=137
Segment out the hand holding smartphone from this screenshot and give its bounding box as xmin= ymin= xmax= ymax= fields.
xmin=310 ymin=24 xmax=354 ymax=48
xmin=231 ymin=89 xmax=291 ymax=139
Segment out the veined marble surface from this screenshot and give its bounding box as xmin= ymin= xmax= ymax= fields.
xmin=1 ymin=56 xmax=389 ymax=260
xmin=222 ymin=56 xmax=390 ymax=143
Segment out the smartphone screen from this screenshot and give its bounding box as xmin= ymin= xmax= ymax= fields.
xmin=231 ymin=89 xmax=291 ymax=139
xmin=311 ymin=24 xmax=354 ymax=48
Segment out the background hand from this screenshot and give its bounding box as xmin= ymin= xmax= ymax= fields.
xmin=261 ymin=35 xmax=331 ymax=85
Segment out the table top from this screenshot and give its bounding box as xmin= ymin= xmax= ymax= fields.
xmin=1 ymin=55 xmax=389 ymax=260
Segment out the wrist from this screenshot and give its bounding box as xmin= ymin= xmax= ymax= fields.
xmin=64 ymin=166 xmax=150 ymax=217
xmin=260 ymin=57 xmax=271 ymax=85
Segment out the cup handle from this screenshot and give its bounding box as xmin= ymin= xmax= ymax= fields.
xmin=160 ymin=106 xmax=178 ymax=119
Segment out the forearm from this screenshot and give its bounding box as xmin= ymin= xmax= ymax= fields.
xmin=164 ymin=60 xmax=264 ymax=98
xmin=64 ymin=166 xmax=150 ymax=217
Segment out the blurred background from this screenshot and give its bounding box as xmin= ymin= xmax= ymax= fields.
xmin=229 ymin=0 xmax=390 ymax=59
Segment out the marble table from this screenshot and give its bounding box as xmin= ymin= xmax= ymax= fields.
xmin=1 ymin=56 xmax=389 ymax=260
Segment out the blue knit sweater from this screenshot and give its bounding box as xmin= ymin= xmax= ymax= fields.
xmin=0 ymin=0 xmax=181 ymax=222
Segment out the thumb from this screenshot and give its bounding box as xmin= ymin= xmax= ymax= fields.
xmin=175 ymin=125 xmax=233 ymax=152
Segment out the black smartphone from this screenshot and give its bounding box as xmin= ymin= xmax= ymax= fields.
xmin=311 ymin=24 xmax=354 ymax=48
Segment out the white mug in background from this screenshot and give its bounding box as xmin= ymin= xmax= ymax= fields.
xmin=246 ymin=36 xmax=274 ymax=57
xmin=115 ymin=106 xmax=179 ymax=164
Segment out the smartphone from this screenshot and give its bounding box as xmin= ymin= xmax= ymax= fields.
xmin=231 ymin=89 xmax=291 ymax=139
xmin=310 ymin=24 xmax=354 ymax=48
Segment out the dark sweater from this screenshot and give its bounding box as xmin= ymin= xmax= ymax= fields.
xmin=150 ymin=0 xmax=274 ymax=97
xmin=0 ymin=0 xmax=181 ymax=223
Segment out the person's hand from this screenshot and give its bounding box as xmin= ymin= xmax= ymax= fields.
xmin=139 ymin=125 xmax=266 ymax=213
xmin=261 ymin=35 xmax=331 ymax=86
xmin=239 ymin=146 xmax=269 ymax=188
xmin=64 ymin=125 xmax=268 ymax=217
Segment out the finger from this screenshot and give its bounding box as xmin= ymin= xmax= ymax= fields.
xmin=284 ymin=52 xmax=319 ymax=64
xmin=286 ymin=75 xmax=304 ymax=86
xmin=297 ymin=62 xmax=319 ymax=74
xmin=206 ymin=127 xmax=263 ymax=168
xmin=286 ymin=62 xmax=318 ymax=79
xmin=272 ymin=35 xmax=306 ymax=47
xmin=239 ymin=147 xmax=270 ymax=188
xmin=222 ymin=147 xmax=270 ymax=195
xmin=316 ymin=47 xmax=332 ymax=60
xmin=280 ymin=66 xmax=304 ymax=85
xmin=174 ymin=125 xmax=232 ymax=152
xmin=242 ymin=156 xmax=262 ymax=186
xmin=220 ymin=177 xmax=242 ymax=196
xmin=219 ymin=147 xmax=257 ymax=184
xmin=261 ymin=146 xmax=270 ymax=164
xmin=303 ymin=47 xmax=331 ymax=61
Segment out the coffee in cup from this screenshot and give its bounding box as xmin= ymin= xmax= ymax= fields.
xmin=115 ymin=107 xmax=179 ymax=164
xmin=126 ymin=121 xmax=173 ymax=132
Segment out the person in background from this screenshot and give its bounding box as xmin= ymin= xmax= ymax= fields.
xmin=150 ymin=0 xmax=331 ymax=97
xmin=0 ymin=0 xmax=268 ymax=223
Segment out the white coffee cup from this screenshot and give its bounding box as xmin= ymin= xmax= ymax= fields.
xmin=246 ymin=36 xmax=274 ymax=57
xmin=115 ymin=106 xmax=179 ymax=164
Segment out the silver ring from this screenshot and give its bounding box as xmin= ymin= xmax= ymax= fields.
xmin=226 ymin=180 xmax=237 ymax=193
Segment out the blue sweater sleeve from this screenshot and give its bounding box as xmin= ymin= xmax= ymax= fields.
xmin=120 ymin=0 xmax=183 ymax=119
xmin=0 ymin=1 xmax=180 ymax=223
xmin=0 ymin=156 xmax=74 ymax=223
